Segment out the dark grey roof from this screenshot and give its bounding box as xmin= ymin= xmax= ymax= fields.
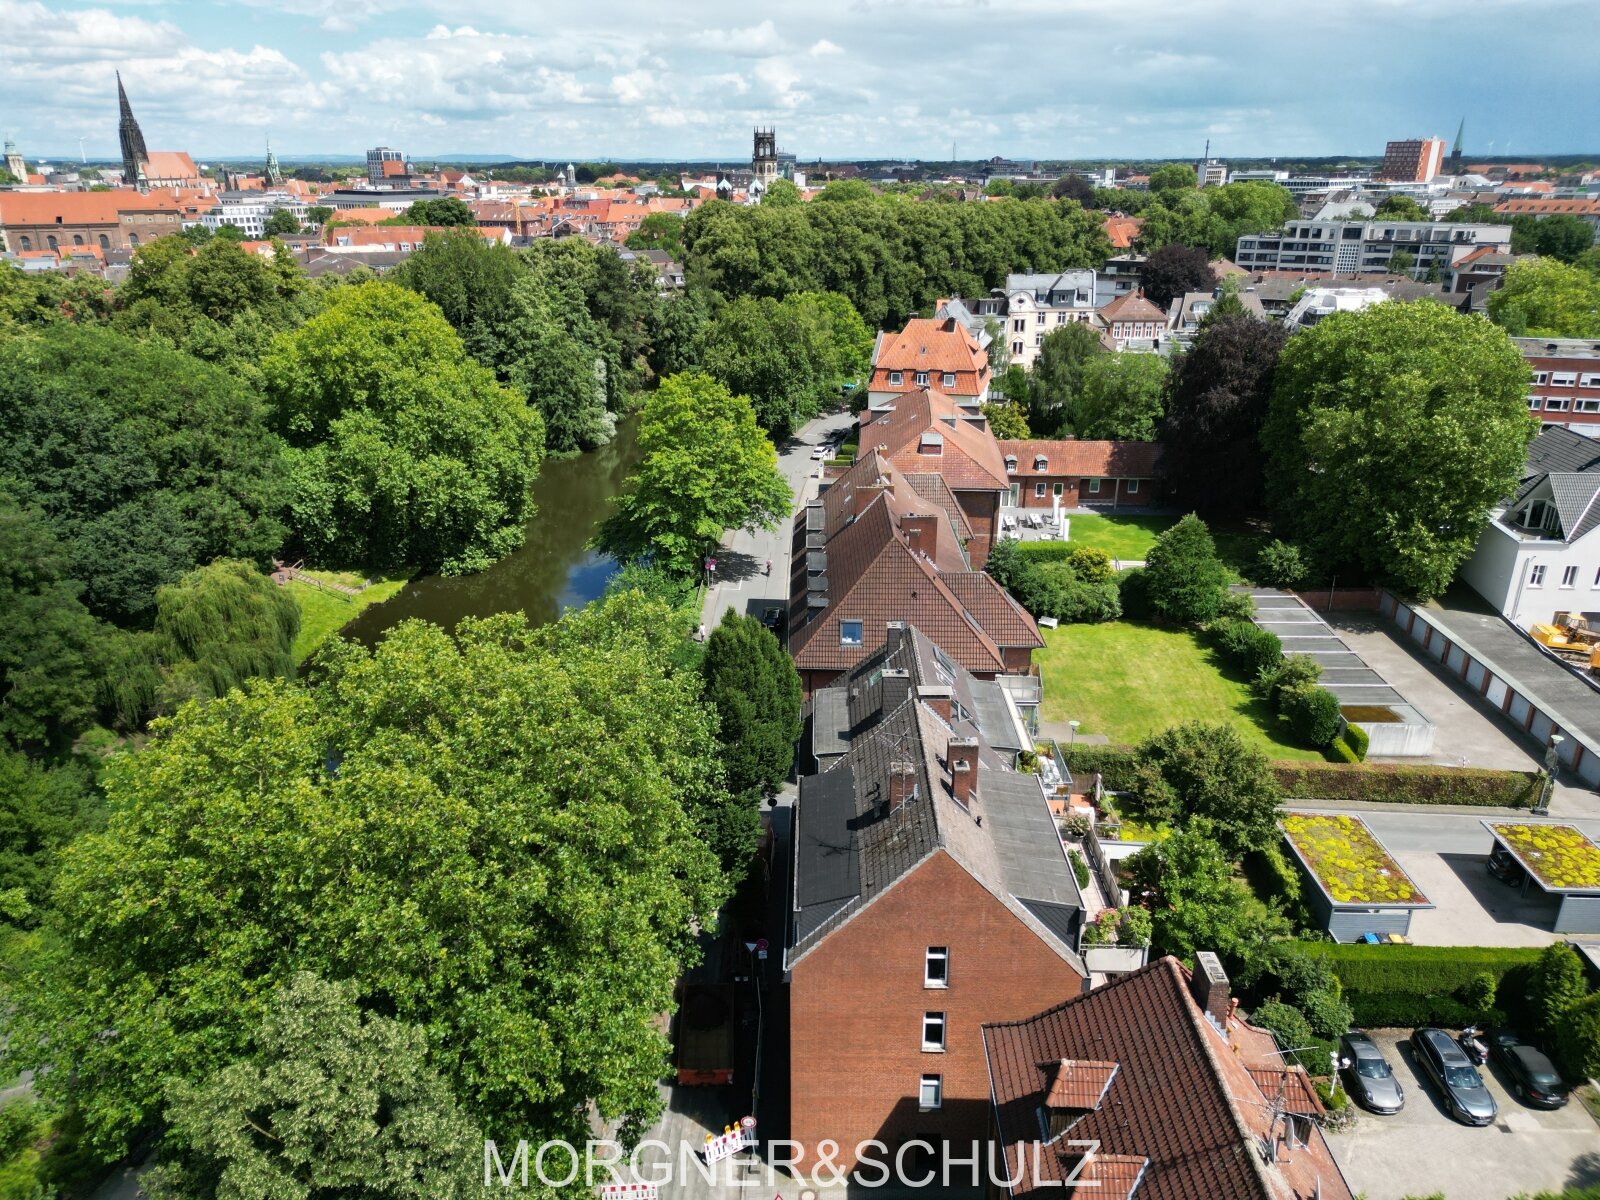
xmin=1550 ymin=473 xmax=1600 ymax=543
xmin=984 ymin=771 xmax=1084 ymax=913
xmin=969 ymin=681 xmax=1027 ymax=754
xmin=812 ymin=687 xmax=852 ymax=761
xmin=793 ymin=765 xmax=863 ymax=942
xmin=1525 ymin=426 xmax=1600 ymax=478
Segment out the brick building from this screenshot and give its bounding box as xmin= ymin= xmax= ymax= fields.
xmin=983 ymin=955 xmax=1353 ymax=1199
xmin=787 ymin=624 xmax=1086 ymax=1172
xmin=1518 ymin=337 xmax=1600 ymax=436
xmin=0 ymin=190 xmax=183 ymax=254
xmin=1376 ymin=136 xmax=1445 ymax=183
xmin=1095 ymin=290 xmax=1168 ymax=351
xmin=867 ymin=317 xmax=992 ymax=413
xmin=999 ymin=439 xmax=1164 ymax=510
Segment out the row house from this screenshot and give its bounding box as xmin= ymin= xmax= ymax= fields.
xmin=788 ymin=623 xmax=1086 ymax=1174
xmin=1234 ymin=220 xmax=1512 ymax=277
xmin=1518 ymin=337 xmax=1600 ymax=437
xmin=999 ymin=439 xmax=1165 ymax=511
xmin=1493 ymin=197 xmax=1600 ymax=230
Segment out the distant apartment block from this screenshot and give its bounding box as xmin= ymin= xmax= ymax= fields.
xmin=200 ymin=191 xmax=309 ymax=238
xmin=1520 ymin=338 xmax=1600 ymax=437
xmin=365 ymin=146 xmax=406 ymax=186
xmin=1234 ymin=220 xmax=1511 ymax=277
xmin=1377 ymin=137 xmax=1446 ymax=182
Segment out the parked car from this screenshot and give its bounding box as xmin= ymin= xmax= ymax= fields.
xmin=761 ymin=605 xmax=785 ymax=635
xmin=810 ymin=444 xmax=832 ymax=460
xmin=1339 ymin=1031 xmax=1405 ymax=1114
xmin=1411 ymin=1027 xmax=1497 ymax=1126
xmin=1488 ymin=1028 xmax=1568 ymax=1108
xmin=1487 ymin=845 xmax=1527 ymax=886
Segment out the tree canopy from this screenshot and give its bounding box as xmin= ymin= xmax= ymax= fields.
xmin=1136 ymin=182 xmax=1298 ymax=259
xmin=1126 ymin=722 xmax=1283 ymax=859
xmin=1265 ymin=301 xmax=1536 ymax=598
xmin=1138 ymin=243 xmax=1216 ymax=310
xmin=1069 ymin=352 xmax=1168 ymax=440
xmin=1026 ymin=321 xmax=1103 ymax=437
xmin=1487 ymin=258 xmax=1600 ymax=338
xmin=1373 ymin=194 xmax=1430 ymax=222
xmin=399 ymin=197 xmax=475 ymax=227
xmin=595 ymin=373 xmax=790 ymax=575
xmin=5 ymin=599 xmax=730 ymax=1161
xmin=150 ymin=559 xmax=299 ymax=710
xmin=1142 ymin=514 xmax=1230 ymax=625
xmin=264 ymin=281 xmax=545 ymax=574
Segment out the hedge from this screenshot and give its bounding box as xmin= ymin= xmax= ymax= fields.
xmin=1298 ymin=943 xmax=1542 ymax=1028
xmin=1342 ymin=721 xmax=1370 ymax=762
xmin=1275 ymin=762 xmax=1539 ymax=808
xmin=1064 ymin=748 xmax=1540 ymax=808
xmin=1015 ymin=541 xmax=1073 ymax=563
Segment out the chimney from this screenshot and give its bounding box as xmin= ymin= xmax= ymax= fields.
xmin=1190 ymin=952 xmax=1231 ymax=1028
xmin=853 ymin=482 xmax=887 ymax=518
xmin=902 ymin=513 xmax=937 ymax=558
xmin=880 ymin=667 xmax=912 ymax=713
xmin=917 ymin=684 xmax=952 ymax=722
xmin=886 ymin=761 xmax=917 ymax=812
xmin=948 ymin=737 xmax=978 ymax=807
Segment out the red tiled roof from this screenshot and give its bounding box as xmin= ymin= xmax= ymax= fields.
xmin=872 ymin=317 xmax=989 ymax=383
xmin=0 ymin=190 xmax=184 ymax=226
xmin=381 ymin=159 xmax=409 ymax=178
xmin=326 ymin=207 xmax=395 ymax=225
xmin=1043 ymin=1057 xmax=1119 ymax=1110
xmin=863 ymin=388 xmax=1010 ymax=491
xmin=1493 ymin=198 xmax=1600 ymax=216
xmin=144 ymin=151 xmax=198 ymax=182
xmin=1103 ymin=216 xmax=1142 ymax=249
xmin=983 ymin=957 xmax=1351 ymax=1200
xmin=997 ymin=439 xmax=1164 ymax=479
xmin=1098 ymin=289 xmax=1166 ymax=324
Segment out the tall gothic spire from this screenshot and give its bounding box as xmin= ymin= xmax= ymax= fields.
xmin=117 ymin=71 xmax=149 ymax=190
xmin=265 ymin=134 xmax=282 ymax=186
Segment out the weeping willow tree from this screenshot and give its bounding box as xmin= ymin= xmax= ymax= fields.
xmin=153 ymin=560 xmax=300 ymax=708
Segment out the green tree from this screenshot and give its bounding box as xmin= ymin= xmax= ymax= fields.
xmin=1070 ymin=352 xmax=1168 ymax=440
xmin=1533 ymin=214 xmax=1596 ymax=264
xmin=1488 ymin=258 xmax=1600 ymax=337
xmin=1148 ymin=163 xmax=1197 ymax=195
xmin=1443 ymin=203 xmax=1497 ymax=223
xmin=760 ymin=178 xmax=802 ymax=207
xmin=981 ymin=401 xmax=1031 ymax=440
xmin=1387 ymin=249 xmax=1417 ymax=276
xmin=400 ymin=197 xmax=475 ymax=227
xmin=1126 ymin=722 xmax=1283 ymax=857
xmin=305 ymin=205 xmax=334 ymax=227
xmin=1374 ymin=194 xmax=1430 ymax=222
xmin=4 ymin=600 xmax=729 ymax=1161
xmin=262 ymin=208 xmax=300 ymax=236
xmin=814 ymin=179 xmax=875 ymax=203
xmin=1026 ymin=321 xmax=1103 ymax=436
xmin=1529 ymin=942 xmax=1590 ymax=1045
xmin=1124 ymin=820 xmax=1290 ymax=968
xmin=145 ymin=973 xmax=482 ymax=1200
xmin=697 ymin=295 xmax=837 ymax=435
xmin=0 ymin=750 xmax=97 ymax=928
xmin=595 ymin=373 xmax=791 ymax=575
xmin=264 ymin=281 xmax=545 ymax=574
xmin=1142 ymin=514 xmax=1230 ymax=624
xmin=0 ymin=326 xmax=288 ymax=624
xmin=700 ymin=611 xmax=802 ymax=865
xmin=1265 ymin=301 xmax=1536 ymax=598
xmin=151 ymin=560 xmax=299 ymax=710
xmin=1051 ymin=175 xmax=1096 ymax=206
xmin=625 ymin=212 xmax=686 ymax=256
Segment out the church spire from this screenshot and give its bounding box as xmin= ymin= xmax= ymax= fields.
xmin=117 ymin=71 xmax=149 ymax=191
xmin=265 ymin=134 xmax=282 ymax=186
xmin=1448 ymin=117 xmax=1465 ymax=174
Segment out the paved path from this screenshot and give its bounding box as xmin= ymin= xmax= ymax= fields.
xmin=699 ymin=411 xmax=856 ymax=635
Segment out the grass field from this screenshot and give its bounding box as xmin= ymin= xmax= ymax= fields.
xmin=1036 ymin=620 xmax=1323 ymax=761
xmin=288 ymin=569 xmax=410 ymax=663
xmin=1064 ymin=512 xmax=1269 ymax=579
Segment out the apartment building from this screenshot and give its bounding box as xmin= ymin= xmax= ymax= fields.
xmin=867 ymin=318 xmax=992 ymax=412
xmin=1234 ymin=220 xmax=1511 ymax=277
xmin=1520 ymin=338 xmax=1600 ymax=437
xmin=995 ymin=271 xmax=1098 ymax=369
xmin=199 ymin=191 xmax=309 ymax=238
xmin=1377 ymin=137 xmax=1446 ymax=182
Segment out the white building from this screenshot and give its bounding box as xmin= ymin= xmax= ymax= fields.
xmin=200 ymin=191 xmax=309 ymax=238
xmin=1234 ymin=220 xmax=1511 ymax=277
xmin=992 ymin=270 xmax=1097 ymax=369
xmin=1460 ymin=428 xmax=1600 ymax=629
xmin=1282 ymin=286 xmax=1397 ymax=331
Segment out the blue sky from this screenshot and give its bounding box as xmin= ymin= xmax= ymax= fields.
xmin=2 ymin=0 xmax=1595 ymax=162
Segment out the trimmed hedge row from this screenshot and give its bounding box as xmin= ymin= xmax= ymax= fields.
xmin=1275 ymin=762 xmax=1539 ymax=808
xmin=1298 ymin=943 xmax=1542 ymax=1028
xmin=1015 ymin=541 xmax=1073 ymax=563
xmin=1062 ymin=747 xmax=1539 ymax=808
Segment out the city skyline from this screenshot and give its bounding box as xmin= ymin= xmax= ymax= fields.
xmin=1 ymin=0 xmax=1597 ymax=162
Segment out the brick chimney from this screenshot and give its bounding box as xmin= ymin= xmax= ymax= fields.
xmin=1190 ymin=952 xmax=1231 ymax=1028
xmin=887 ymin=761 xmax=917 ymax=812
xmin=917 ymin=684 xmax=952 ymax=722
xmin=901 ymin=512 xmax=937 ymax=558
xmin=948 ymin=737 xmax=978 ymax=807
xmin=852 ymin=482 xmax=887 ymax=518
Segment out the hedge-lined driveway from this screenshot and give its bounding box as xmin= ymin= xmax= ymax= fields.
xmin=1327 ymin=1029 xmax=1600 ymax=1200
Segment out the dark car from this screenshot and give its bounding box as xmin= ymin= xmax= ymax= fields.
xmin=1339 ymin=1031 xmax=1405 ymax=1114
xmin=760 ymin=605 xmax=786 ymax=641
xmin=1411 ymin=1027 xmax=1497 ymax=1126
xmin=1487 ymin=845 xmax=1527 ymax=886
xmin=1488 ymin=1028 xmax=1568 ymax=1108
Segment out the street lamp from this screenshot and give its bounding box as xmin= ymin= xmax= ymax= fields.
xmin=1533 ymin=735 xmax=1565 ymax=816
xmin=1068 ymin=719 xmax=1080 ymax=749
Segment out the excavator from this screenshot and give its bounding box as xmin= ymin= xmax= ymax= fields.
xmin=1530 ymin=612 xmax=1600 ymax=671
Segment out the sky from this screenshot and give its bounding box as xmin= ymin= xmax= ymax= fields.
xmin=2 ymin=0 xmax=1595 ymax=163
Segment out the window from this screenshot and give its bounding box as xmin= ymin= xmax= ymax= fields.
xmin=46 ymin=235 xmax=57 ymax=250
xmin=1088 ymin=478 xmax=1101 ymax=494
xmin=17 ymin=236 xmax=29 ymax=251
xmin=915 ymin=372 xmax=929 ymax=386
xmin=919 ymin=1074 xmax=943 ymax=1110
xmin=1035 ymin=333 xmax=1043 ymax=346
xmin=1546 ymin=399 xmax=1570 ymax=412
xmin=924 ymin=946 xmax=948 ymax=988
xmin=1594 ymin=566 xmax=1600 ymax=588
xmin=1004 ymin=455 xmax=1018 ymax=471
xmin=942 ymin=373 xmax=955 ymax=388
xmin=1533 ymin=372 xmax=1550 ymax=385
xmin=1052 ymin=482 xmax=1065 ymax=497
xmin=1582 ymin=375 xmax=1600 ymax=389
xmin=72 ymin=234 xmax=84 ymax=246
xmin=1034 ymin=482 xmax=1047 ymax=498
xmin=1012 ymin=341 xmax=1023 ymax=356
xmin=1529 ymin=397 xmax=1544 ymax=411
xmin=1561 ymin=566 xmax=1578 ymax=588
xmin=1552 ymin=373 xmax=1578 ymax=387
xmin=1012 ymin=319 xmax=1025 ymax=333
xmin=889 ymin=371 xmax=903 ymax=386
xmin=98 ymin=234 xmax=110 ymax=249
xmin=1127 ymin=478 xmax=1140 ymax=494
xmin=1577 ymin=399 xmax=1600 ymax=413
xmin=1036 ymin=312 xmax=1046 ymax=325
xmin=1529 ymin=564 xmax=1546 ymax=587
xmin=922 ymin=1013 xmax=946 ymax=1052
xmin=1057 ymin=312 xmax=1067 ymax=323
xmin=840 ymin=620 xmax=864 ymax=647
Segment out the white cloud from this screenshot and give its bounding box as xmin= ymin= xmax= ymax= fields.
xmin=685 ymin=19 xmax=786 ymax=56
xmin=609 ymin=70 xmax=655 ymax=106
xmin=808 ymin=38 xmax=845 ymax=55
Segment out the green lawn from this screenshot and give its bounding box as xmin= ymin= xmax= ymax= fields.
xmin=1064 ymin=512 xmax=1269 ymax=579
xmin=1037 ymin=620 xmax=1324 ymax=761
xmin=288 ymin=569 xmax=410 ymax=664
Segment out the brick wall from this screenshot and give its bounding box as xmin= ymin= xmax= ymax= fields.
xmin=1012 ymin=476 xmax=1158 ymax=509
xmin=788 ymin=851 xmax=1083 ymax=1169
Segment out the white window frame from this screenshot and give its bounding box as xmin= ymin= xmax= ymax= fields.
xmin=889 ymin=371 xmax=903 ymax=387
xmin=1561 ymin=565 xmax=1578 ymax=588
xmin=1012 ymin=341 xmax=1023 ymax=356
xmin=1088 ymin=478 xmax=1101 ymax=494
xmin=1034 ymin=482 xmax=1047 ymax=498
xmin=919 ymin=1074 xmax=943 ymax=1110
xmin=1552 ymin=373 xmax=1578 ymax=387
xmin=922 ymin=1012 xmax=946 ymax=1052
xmin=915 ymin=371 xmax=929 ymax=386
xmin=1036 ymin=312 xmax=1046 ymax=325
xmin=1529 ymin=397 xmax=1544 ymax=410
xmin=1034 ymin=333 xmax=1043 ymax=346
xmin=942 ymin=373 xmax=955 ymax=388
xmin=1546 ymin=398 xmax=1570 ymax=412
xmin=840 ymin=620 xmax=864 ymax=647
xmin=1532 ymin=371 xmax=1550 ymax=385
xmin=1575 ymin=399 xmax=1600 ymax=413
xmin=924 ymin=946 xmax=949 ymax=988
xmin=1582 ymin=374 xmax=1600 ymax=388
xmin=1529 ymin=564 xmax=1546 ymax=588
xmin=1128 ymin=478 xmax=1140 ymax=494
xmin=1052 ymin=482 xmax=1065 ymax=497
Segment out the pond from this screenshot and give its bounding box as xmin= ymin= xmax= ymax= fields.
xmin=339 ymin=416 xmax=643 ymax=646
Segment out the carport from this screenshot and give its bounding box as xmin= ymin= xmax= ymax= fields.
xmin=1282 ymin=814 xmax=1435 ymax=943
xmin=1482 ymin=821 xmax=1600 ymax=935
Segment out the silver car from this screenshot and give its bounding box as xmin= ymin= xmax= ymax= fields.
xmin=1340 ymin=1031 xmax=1404 ymax=1114
xmin=1412 ymin=1027 xmax=1497 ymax=1126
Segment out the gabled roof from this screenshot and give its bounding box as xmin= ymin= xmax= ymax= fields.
xmin=1097 ymin=289 xmax=1167 ymax=324
xmin=1524 ymin=425 xmax=1600 ymax=478
xmin=983 ymin=957 xmax=1352 ymax=1200
xmin=144 ymin=150 xmax=198 ymax=181
xmin=863 ymin=387 xmax=1010 ymax=490
xmin=873 ymin=317 xmax=989 ymax=377
xmin=997 ymin=439 xmax=1164 ymax=479
xmin=0 ymin=190 xmax=184 ymax=225
xmin=790 ymin=625 xmax=1082 ymax=967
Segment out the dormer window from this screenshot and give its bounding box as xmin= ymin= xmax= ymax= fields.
xmin=942 ymin=373 xmax=956 ymax=388
xmin=1004 ymin=455 xmax=1018 ymax=472
xmin=1034 ymin=456 xmax=1048 ymax=471
xmin=889 ymin=371 xmax=903 ymax=386
xmin=919 ymin=432 xmax=944 ymax=455
xmin=915 ymin=371 xmax=929 ymax=386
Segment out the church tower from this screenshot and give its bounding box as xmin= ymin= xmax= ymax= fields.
xmin=265 ymin=136 xmax=283 ymax=186
xmin=3 ymin=140 xmax=25 ymax=182
xmin=752 ymin=127 xmax=778 ymax=186
xmin=116 ymin=72 xmax=149 ymax=191
xmin=1447 ymin=118 xmax=1465 ymax=176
